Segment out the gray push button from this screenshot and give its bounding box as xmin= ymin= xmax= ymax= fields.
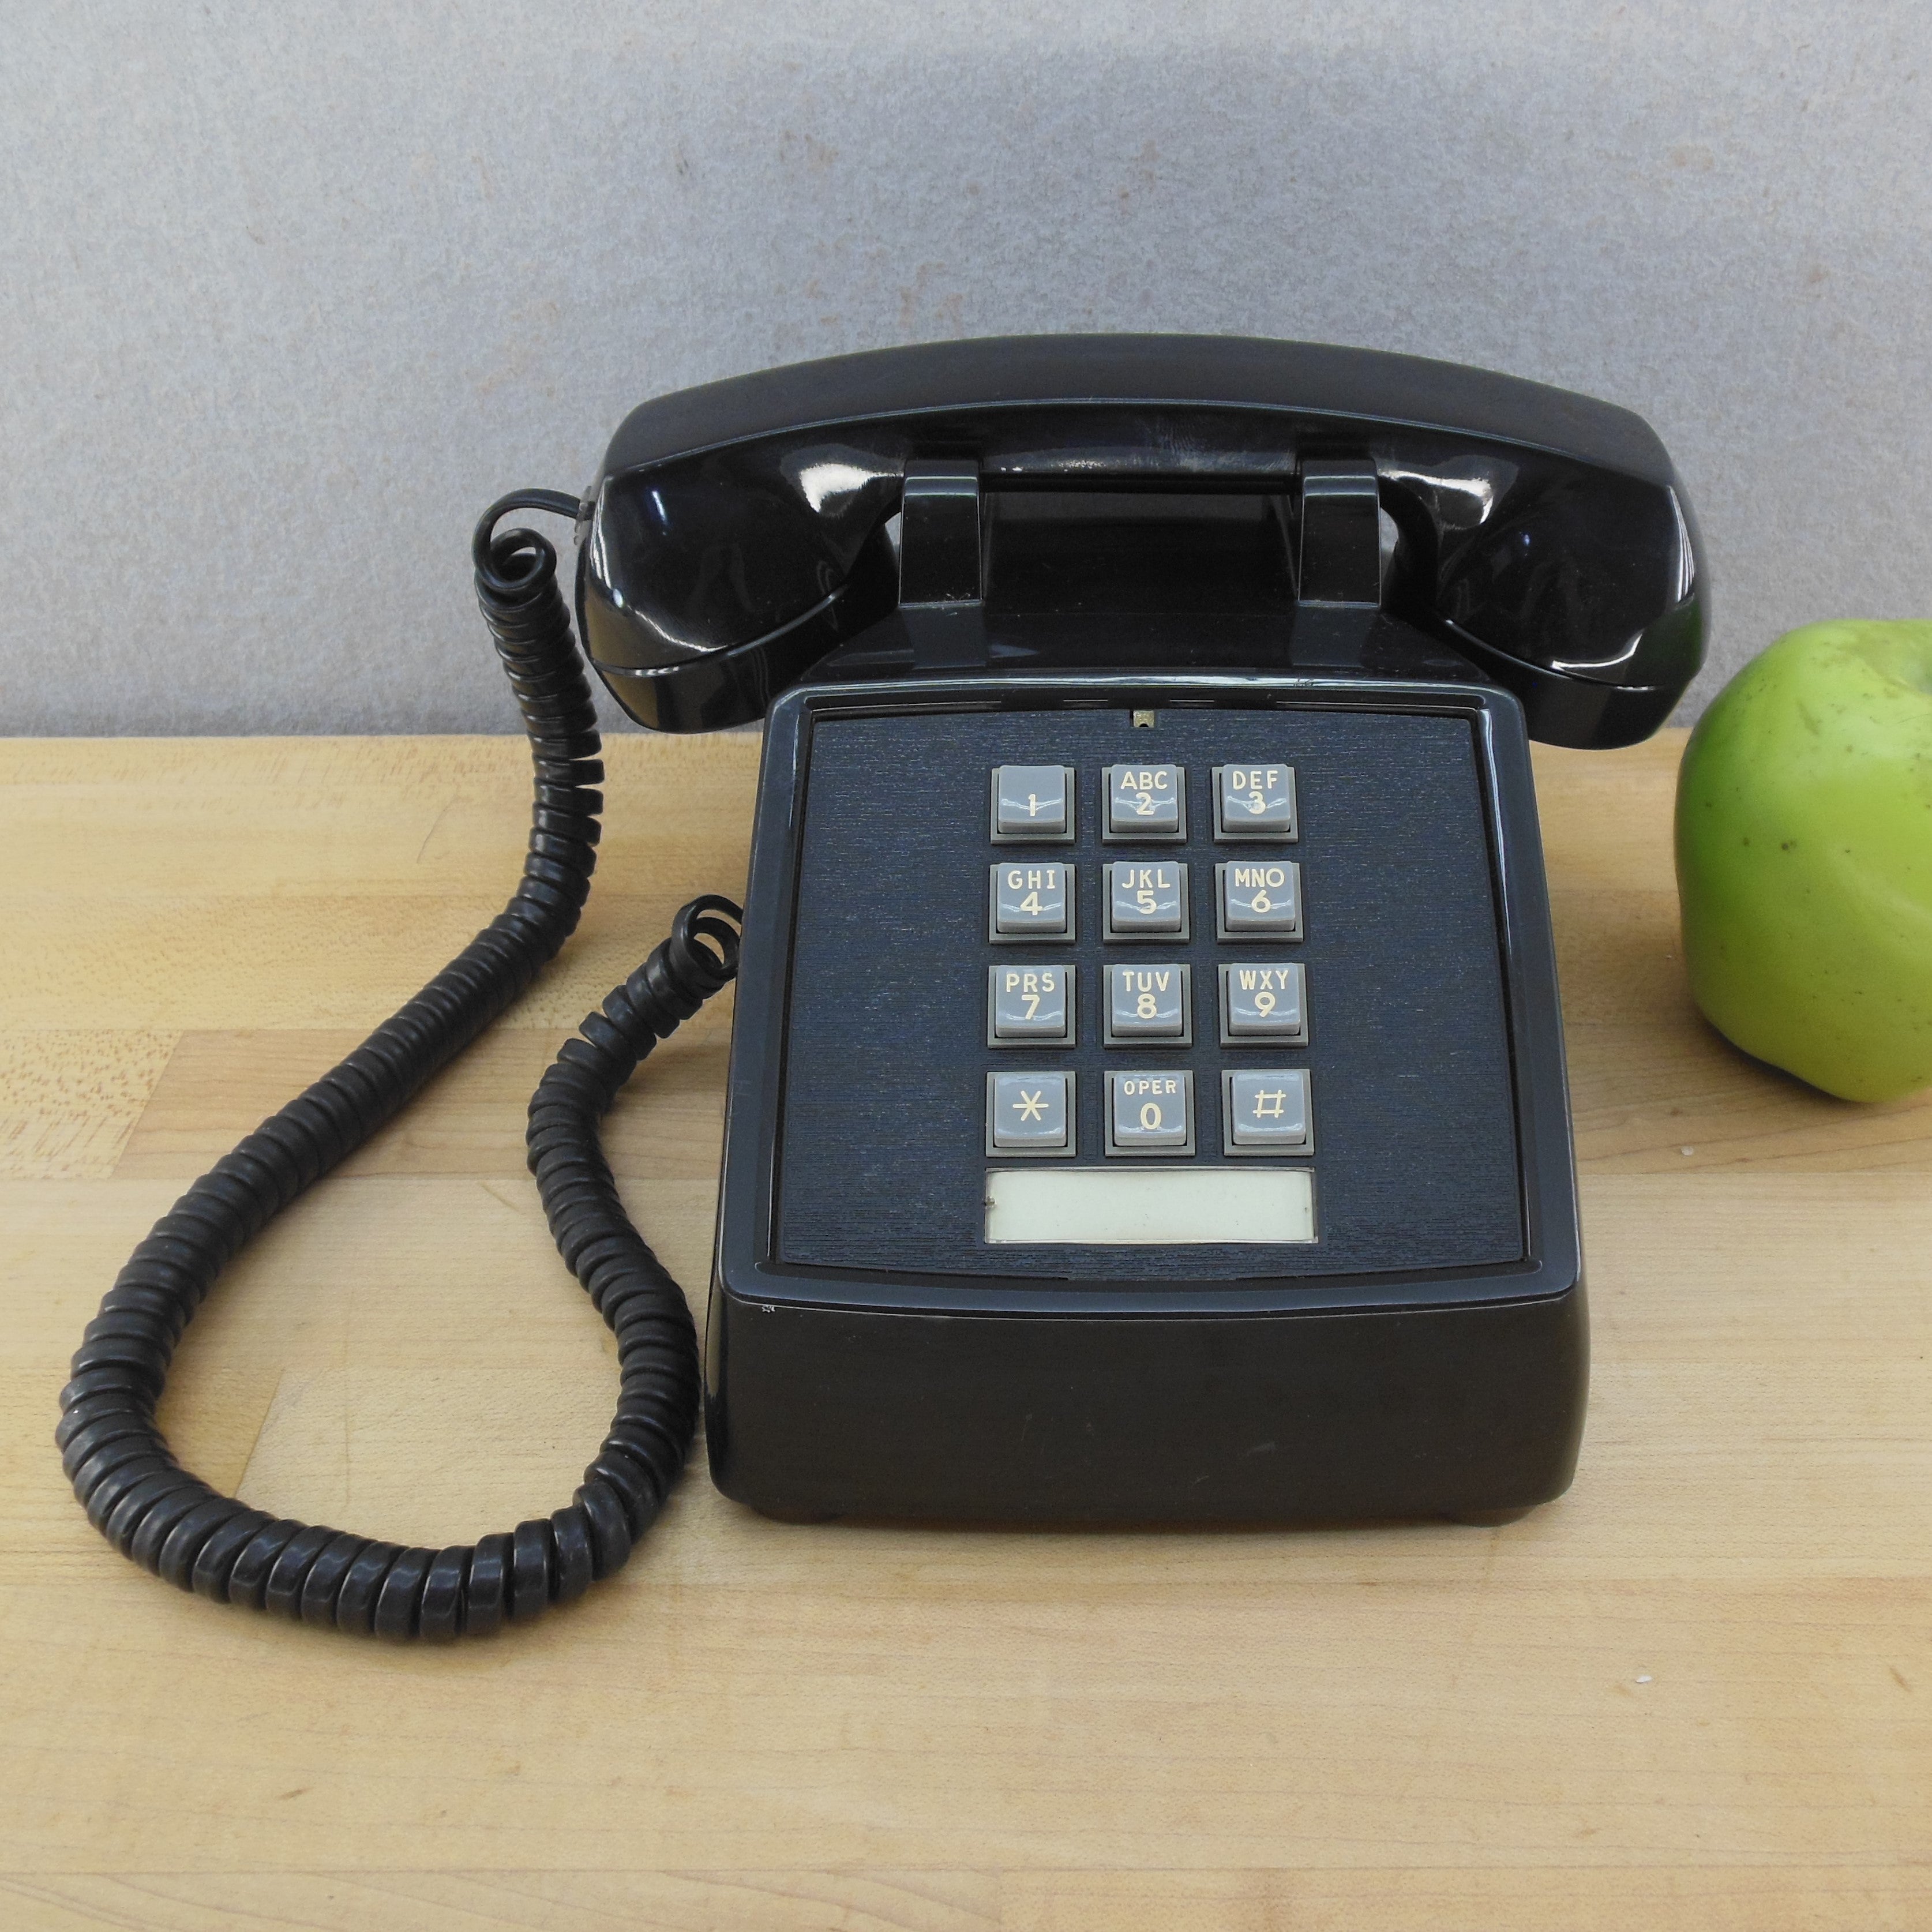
xmin=1224 ymin=1068 xmax=1313 ymax=1153
xmin=987 ymin=1070 xmax=1074 ymax=1154
xmin=1214 ymin=763 xmax=1297 ymax=839
xmin=991 ymin=861 xmax=1074 ymax=939
xmin=1105 ymin=763 xmax=1184 ymax=838
xmin=1220 ymin=962 xmax=1307 ymax=1042
xmin=1217 ymin=858 xmax=1301 ymax=939
xmin=989 ymin=964 xmax=1074 ymax=1044
xmin=1106 ymin=1070 xmax=1194 ymax=1156
xmin=1105 ymin=861 xmax=1188 ymax=939
xmin=1105 ymin=962 xmax=1190 ymax=1044
xmin=992 ymin=765 xmax=1074 ymax=840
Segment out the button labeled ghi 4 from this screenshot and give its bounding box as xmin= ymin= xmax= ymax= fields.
xmin=1104 ymin=763 xmax=1186 ymax=839
xmin=988 ymin=964 xmax=1074 ymax=1045
xmin=1104 ymin=860 xmax=1188 ymax=939
xmin=991 ymin=861 xmax=1075 ymax=940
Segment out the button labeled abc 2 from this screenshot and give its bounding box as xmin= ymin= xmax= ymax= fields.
xmin=1103 ymin=763 xmax=1186 ymax=839
xmin=1105 ymin=1070 xmax=1195 ymax=1156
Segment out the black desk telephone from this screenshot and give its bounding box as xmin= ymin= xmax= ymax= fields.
xmin=61 ymin=336 xmax=1704 ymax=1640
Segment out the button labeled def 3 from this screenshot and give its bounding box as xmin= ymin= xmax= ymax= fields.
xmin=991 ymin=861 xmax=1074 ymax=940
xmin=1213 ymin=762 xmax=1297 ymax=840
xmin=1106 ymin=1070 xmax=1195 ymax=1156
xmin=989 ymin=964 xmax=1074 ymax=1044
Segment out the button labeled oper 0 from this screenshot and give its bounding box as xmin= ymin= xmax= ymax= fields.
xmin=989 ymin=861 xmax=1075 ymax=940
xmin=1105 ymin=1070 xmax=1195 ymax=1157
xmin=988 ymin=963 xmax=1075 ymax=1046
xmin=1216 ymin=858 xmax=1302 ymax=939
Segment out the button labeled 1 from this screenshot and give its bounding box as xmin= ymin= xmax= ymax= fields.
xmin=991 ymin=861 xmax=1074 ymax=939
xmin=989 ymin=965 xmax=1074 ymax=1045
xmin=1222 ymin=1068 xmax=1313 ymax=1154
xmin=1213 ymin=763 xmax=1297 ymax=839
xmin=1217 ymin=858 xmax=1301 ymax=939
xmin=992 ymin=765 xmax=1074 ymax=840
xmin=987 ymin=1071 xmax=1074 ymax=1155
xmin=1104 ymin=763 xmax=1185 ymax=839
xmin=1106 ymin=1070 xmax=1195 ymax=1156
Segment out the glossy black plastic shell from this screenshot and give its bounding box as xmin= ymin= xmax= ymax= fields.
xmin=579 ymin=335 xmax=1703 ymax=746
xmin=703 ymin=667 xmax=1586 ymax=1524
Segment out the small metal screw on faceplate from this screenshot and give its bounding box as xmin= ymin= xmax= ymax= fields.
xmin=1131 ymin=710 xmax=1156 ymax=729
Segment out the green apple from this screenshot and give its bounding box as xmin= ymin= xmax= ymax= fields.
xmin=1675 ymin=619 xmax=1932 ymax=1102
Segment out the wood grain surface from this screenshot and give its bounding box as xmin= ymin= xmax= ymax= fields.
xmin=1 ymin=730 xmax=1927 ymax=1931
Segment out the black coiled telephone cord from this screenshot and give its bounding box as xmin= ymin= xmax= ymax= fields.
xmin=55 ymin=493 xmax=742 ymax=1640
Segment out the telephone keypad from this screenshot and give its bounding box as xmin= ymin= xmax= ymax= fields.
xmin=1104 ymin=861 xmax=1188 ymax=939
xmin=991 ymin=764 xmax=1075 ymax=841
xmin=1216 ymin=858 xmax=1303 ymax=939
xmin=1104 ymin=763 xmax=1186 ymax=839
xmin=990 ymin=861 xmax=1074 ymax=939
xmin=986 ymin=1071 xmax=1075 ymax=1154
xmin=1223 ymin=1068 xmax=1314 ymax=1154
xmin=1106 ymin=1070 xmax=1195 ymax=1156
xmin=989 ymin=965 xmax=1074 ymax=1045
xmin=1213 ymin=763 xmax=1298 ymax=839
xmin=1219 ymin=962 xmax=1307 ymax=1043
xmin=1104 ymin=962 xmax=1190 ymax=1044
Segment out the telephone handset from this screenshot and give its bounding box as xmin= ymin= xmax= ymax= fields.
xmin=60 ymin=336 xmax=1704 ymax=1638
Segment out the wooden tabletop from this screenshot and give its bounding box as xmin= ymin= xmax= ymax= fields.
xmin=2 ymin=730 xmax=1928 ymax=1931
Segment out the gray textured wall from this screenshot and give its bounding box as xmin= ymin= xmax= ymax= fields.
xmin=4 ymin=1 xmax=1927 ymax=737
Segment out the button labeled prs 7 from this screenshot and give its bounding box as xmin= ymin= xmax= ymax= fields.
xmin=1223 ymin=1068 xmax=1313 ymax=1154
xmin=991 ymin=861 xmax=1074 ymax=939
xmin=1105 ymin=763 xmax=1185 ymax=838
xmin=992 ymin=765 xmax=1075 ymax=841
xmin=1214 ymin=763 xmax=1298 ymax=839
xmin=989 ymin=965 xmax=1074 ymax=1044
xmin=1220 ymin=962 xmax=1307 ymax=1042
xmin=1105 ymin=861 xmax=1188 ymax=938
xmin=1217 ymin=858 xmax=1301 ymax=939
xmin=987 ymin=1070 xmax=1074 ymax=1155
xmin=1105 ymin=963 xmax=1190 ymax=1044
xmin=1106 ymin=1070 xmax=1195 ymax=1156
